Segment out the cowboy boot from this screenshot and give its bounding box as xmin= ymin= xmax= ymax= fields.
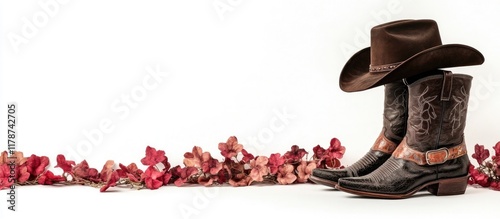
xmin=337 ymin=70 xmax=471 ymax=198
xmin=310 ymin=80 xmax=408 ymax=187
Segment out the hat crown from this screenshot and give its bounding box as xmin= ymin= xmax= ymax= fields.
xmin=370 ymin=19 xmax=443 ymax=67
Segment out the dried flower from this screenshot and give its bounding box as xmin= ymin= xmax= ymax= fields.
xmin=54 ymin=154 xmax=75 ymax=173
xmin=277 ymin=164 xmax=296 ymax=185
xmin=218 ymin=136 xmax=243 ymax=159
xmin=249 ymin=156 xmax=269 ymax=182
xmin=297 ymin=161 xmax=316 ymax=183
xmin=468 ymin=143 xmax=500 ymax=191
xmin=0 ymin=136 xmax=349 ymax=191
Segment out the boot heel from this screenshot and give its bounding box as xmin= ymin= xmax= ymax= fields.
xmin=427 ymin=175 xmax=468 ymax=196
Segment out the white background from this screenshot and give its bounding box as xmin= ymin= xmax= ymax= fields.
xmin=1 ymin=0 xmax=499 ymax=218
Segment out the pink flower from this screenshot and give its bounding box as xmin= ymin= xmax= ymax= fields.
xmin=183 ymin=146 xmax=203 ymax=167
xmin=277 ymin=164 xmax=297 ymax=185
xmin=249 ymin=156 xmax=269 ymax=182
xmin=17 ymin=165 xmax=30 ymax=183
xmin=296 ymin=161 xmax=316 ymax=183
xmin=99 ymin=160 xmax=115 ymax=183
xmin=0 ymin=151 xmax=8 ymax=165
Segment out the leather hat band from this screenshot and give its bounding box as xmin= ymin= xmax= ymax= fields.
xmin=369 ymin=61 xmax=403 ymax=73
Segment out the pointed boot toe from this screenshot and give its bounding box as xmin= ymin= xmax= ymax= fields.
xmin=311 ymin=81 xmax=407 ymax=188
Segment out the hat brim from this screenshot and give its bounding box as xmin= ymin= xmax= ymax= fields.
xmin=339 ymin=44 xmax=484 ymax=92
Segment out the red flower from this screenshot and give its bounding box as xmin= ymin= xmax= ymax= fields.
xmin=283 ymin=145 xmax=307 ymax=164
xmin=184 ymin=146 xmax=203 ymax=167
xmin=249 ymin=156 xmax=269 ymax=182
xmin=296 ymin=161 xmax=316 ymax=183
xmin=218 ymin=136 xmax=243 ymax=159
xmin=141 ymin=146 xmax=167 ymax=166
xmin=73 ymin=160 xmax=88 ymax=178
xmin=468 ymin=164 xmax=490 ymax=187
xmin=314 ymin=138 xmax=346 ymax=169
xmin=0 ymin=164 xmax=14 ymax=189
xmin=38 ymin=170 xmax=66 ymax=185
xmin=117 ymin=163 xmax=143 ymax=183
xmin=267 ymin=153 xmax=285 ymax=175
xmin=472 ymin=144 xmax=490 ymax=165
xmin=491 ymin=181 xmax=500 ymax=191
xmin=312 ymin=145 xmax=326 ymax=159
xmin=25 ymin=155 xmax=49 ymax=177
xmin=163 ymin=172 xmax=173 ymax=185
xmin=241 ymin=149 xmax=254 ymax=163
xmin=492 ymin=141 xmax=500 ymax=164
xmin=277 ymin=164 xmax=297 ymax=185
xmin=215 ymin=168 xmax=228 ymax=184
xmin=100 ymin=171 xmax=120 ymax=192
xmin=142 ymin=166 xmax=164 ymax=190
xmin=201 ymin=152 xmax=222 ymax=175
xmin=54 ymin=154 xmax=76 ymax=173
xmin=327 ymin=138 xmax=346 ymax=159
xmin=72 ymin=160 xmax=99 ymax=183
xmin=170 ymin=166 xmax=198 ymax=187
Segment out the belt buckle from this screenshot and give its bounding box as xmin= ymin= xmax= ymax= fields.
xmin=425 ymin=147 xmax=449 ymax=165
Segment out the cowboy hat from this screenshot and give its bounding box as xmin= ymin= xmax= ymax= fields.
xmin=339 ymin=19 xmax=484 ymax=92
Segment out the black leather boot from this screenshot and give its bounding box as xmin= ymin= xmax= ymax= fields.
xmin=337 ymin=71 xmax=471 ymax=198
xmin=310 ymin=80 xmax=408 ymax=187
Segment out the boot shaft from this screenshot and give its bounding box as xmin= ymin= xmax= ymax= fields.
xmin=406 ymin=71 xmax=472 ymax=150
xmin=382 ymin=80 xmax=408 ymax=142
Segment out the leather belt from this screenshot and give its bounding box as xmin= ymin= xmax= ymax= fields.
xmin=392 ymin=138 xmax=467 ymax=165
xmin=371 ymin=131 xmax=398 ymax=154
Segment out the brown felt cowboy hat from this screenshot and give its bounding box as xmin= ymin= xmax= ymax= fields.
xmin=339 ymin=19 xmax=484 ymax=92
